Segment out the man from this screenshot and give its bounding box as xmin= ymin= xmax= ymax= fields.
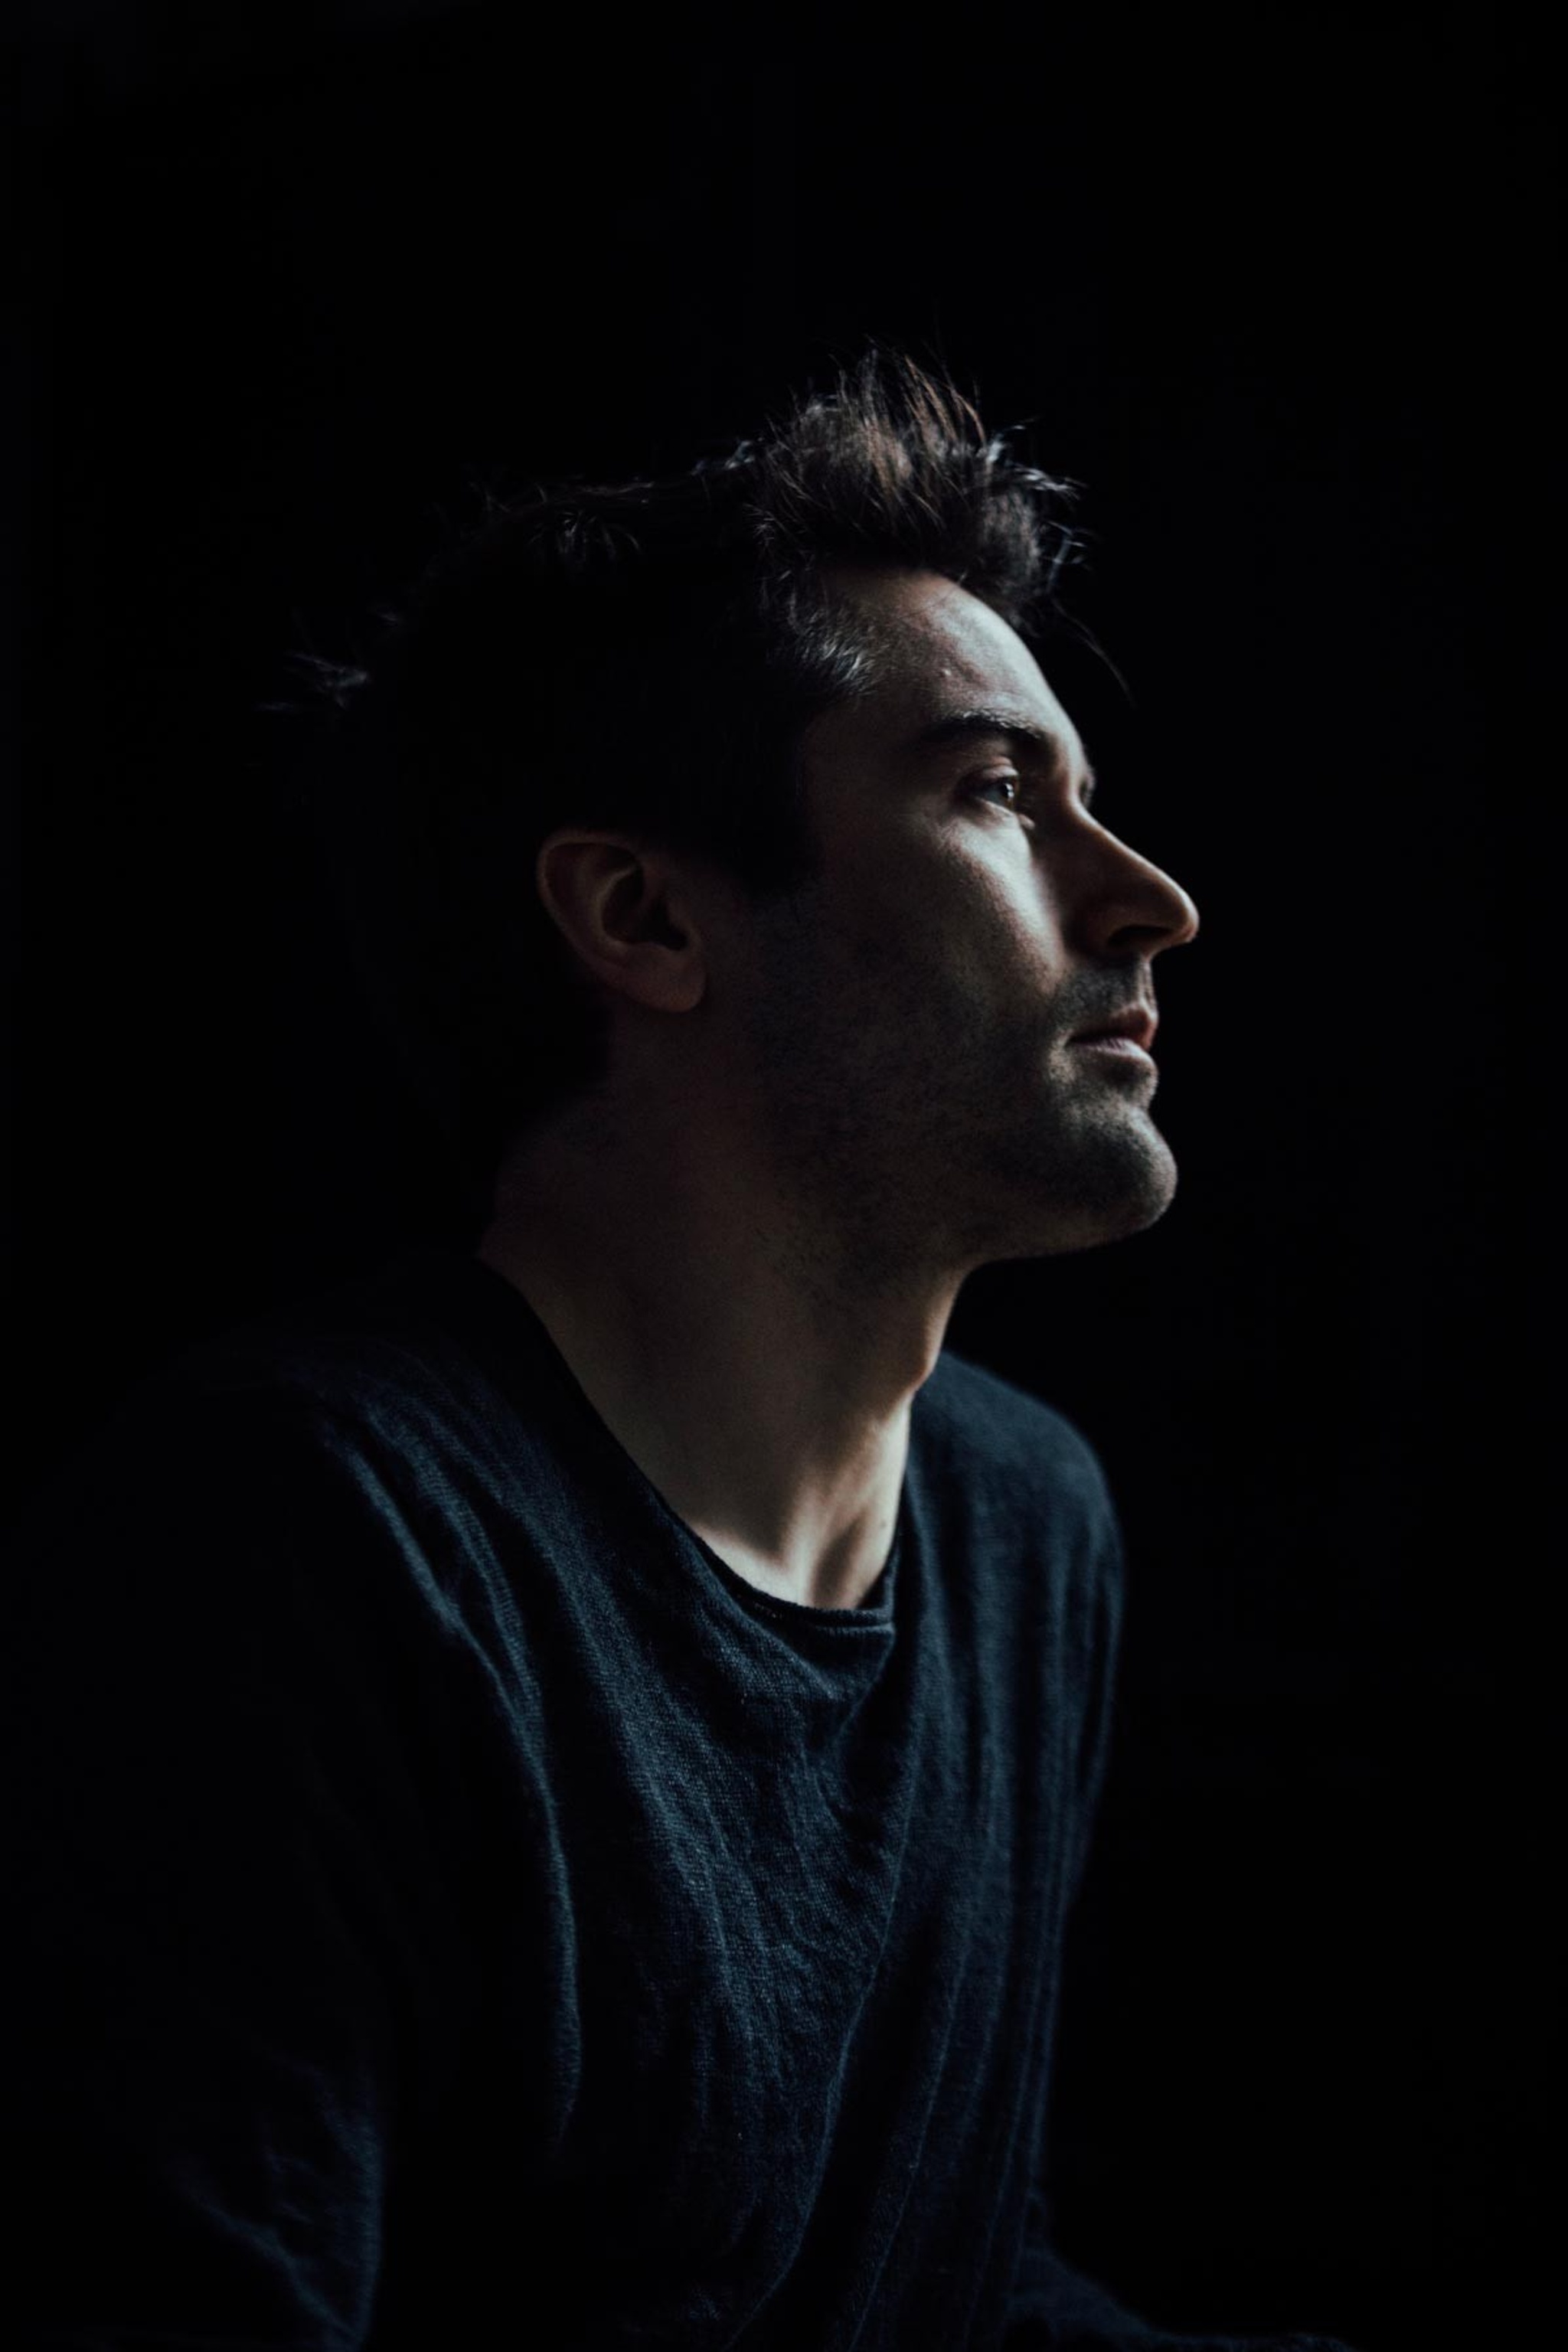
xmin=5 ymin=351 xmax=1358 ymax=2348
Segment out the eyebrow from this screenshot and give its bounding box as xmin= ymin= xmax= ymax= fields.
xmin=903 ymin=707 xmax=1097 ymax=804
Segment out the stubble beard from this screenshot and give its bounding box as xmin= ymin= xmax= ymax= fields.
xmin=744 ymin=952 xmax=1178 ymax=1288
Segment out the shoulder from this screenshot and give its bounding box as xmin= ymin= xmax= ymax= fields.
xmin=77 ymin=1248 xmax=534 ymax=1504
xmin=9 ymin=1256 xmax=508 ymax=1601
xmin=127 ymin=1256 xmax=474 ymax=1430
xmin=916 ymin=1344 xmax=1119 ymax=1538
xmin=913 ymin=1351 xmax=1126 ymax=1766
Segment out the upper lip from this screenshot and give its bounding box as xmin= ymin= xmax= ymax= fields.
xmin=1071 ymin=1006 xmax=1158 ymax=1049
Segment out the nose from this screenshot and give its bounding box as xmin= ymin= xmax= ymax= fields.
xmin=1075 ymin=824 xmax=1200 ymax=958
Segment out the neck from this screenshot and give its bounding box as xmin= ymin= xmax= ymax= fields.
xmin=476 ymin=1090 xmax=962 ymax=1611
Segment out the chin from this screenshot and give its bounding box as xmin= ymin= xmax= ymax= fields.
xmin=1006 ymin=1134 xmax=1180 ymax=1259
xmin=1039 ymin=1201 xmax=1174 ymax=1259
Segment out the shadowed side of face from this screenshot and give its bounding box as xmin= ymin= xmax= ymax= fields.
xmin=725 ymin=564 xmax=1201 ymax=1272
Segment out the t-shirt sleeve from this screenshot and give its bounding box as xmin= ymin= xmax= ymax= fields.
xmin=3 ymin=1381 xmax=475 ymax=2350
xmin=1004 ymin=1479 xmax=1362 ymax=2352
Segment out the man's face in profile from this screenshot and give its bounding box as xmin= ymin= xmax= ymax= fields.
xmin=720 ymin=565 xmax=1200 ymax=1278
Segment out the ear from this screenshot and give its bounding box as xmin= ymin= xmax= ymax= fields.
xmin=534 ymin=829 xmax=708 ymax=1015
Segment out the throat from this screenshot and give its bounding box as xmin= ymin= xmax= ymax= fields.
xmin=684 ymin=1513 xmax=897 ymax=1613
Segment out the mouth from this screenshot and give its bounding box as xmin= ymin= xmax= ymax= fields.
xmin=1069 ymin=1006 xmax=1158 ymax=1052
xmin=1069 ymin=1035 xmax=1156 ymax=1068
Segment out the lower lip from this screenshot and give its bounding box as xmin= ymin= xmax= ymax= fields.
xmin=1070 ymin=1036 xmax=1155 ymax=1066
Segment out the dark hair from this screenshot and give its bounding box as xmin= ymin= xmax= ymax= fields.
xmin=291 ymin=345 xmax=1086 ymax=1227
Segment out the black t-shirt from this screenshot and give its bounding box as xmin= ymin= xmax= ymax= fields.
xmin=5 ymin=1246 xmax=1356 ymax=2350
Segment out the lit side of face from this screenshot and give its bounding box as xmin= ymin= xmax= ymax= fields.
xmin=733 ymin=564 xmax=1201 ymax=1269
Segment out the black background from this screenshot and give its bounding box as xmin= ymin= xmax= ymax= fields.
xmin=2 ymin=5 xmax=1553 ymax=2348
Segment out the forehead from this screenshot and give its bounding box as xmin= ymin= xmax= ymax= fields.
xmin=810 ymin=564 xmax=1082 ymax=763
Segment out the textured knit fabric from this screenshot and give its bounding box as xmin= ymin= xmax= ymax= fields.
xmin=5 ymin=1244 xmax=1357 ymax=2350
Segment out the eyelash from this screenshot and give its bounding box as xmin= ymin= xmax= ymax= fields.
xmin=969 ymin=771 xmax=1034 ymax=815
xmin=969 ymin=772 xmax=1096 ymax=822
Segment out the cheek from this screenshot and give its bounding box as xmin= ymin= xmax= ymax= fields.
xmin=866 ymin=848 xmax=1063 ymax=1008
xmin=777 ymin=824 xmax=1067 ymax=1040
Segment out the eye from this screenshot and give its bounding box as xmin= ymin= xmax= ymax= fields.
xmin=969 ymin=770 xmax=1031 ymax=815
